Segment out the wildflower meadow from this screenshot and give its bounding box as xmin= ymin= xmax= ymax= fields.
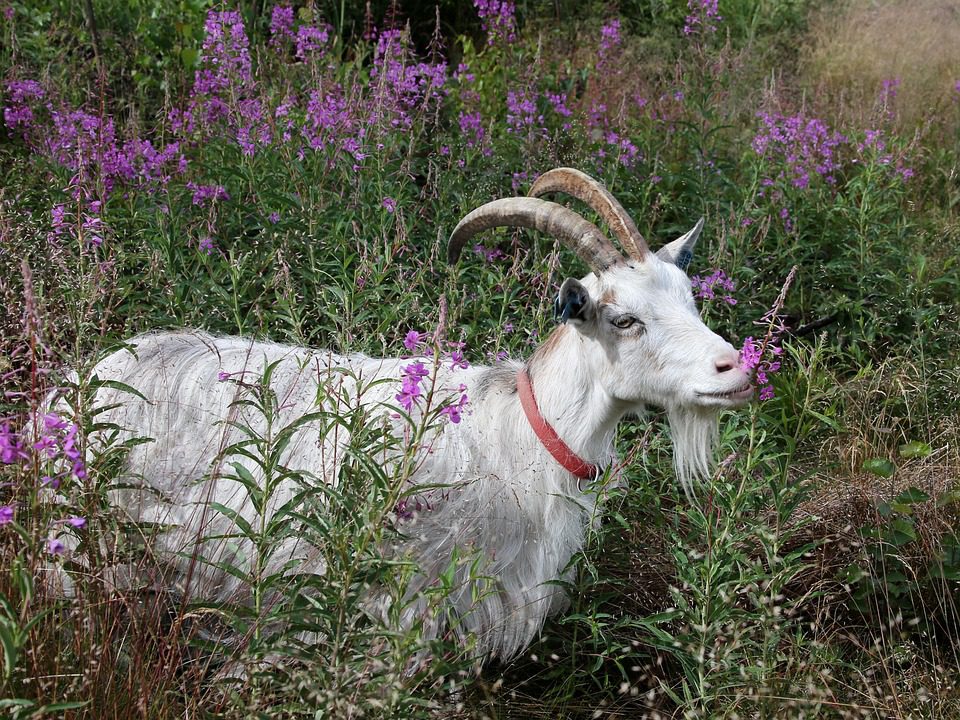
xmin=1 ymin=0 xmax=959 ymax=717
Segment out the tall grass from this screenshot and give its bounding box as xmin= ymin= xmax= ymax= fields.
xmin=1 ymin=0 xmax=959 ymax=717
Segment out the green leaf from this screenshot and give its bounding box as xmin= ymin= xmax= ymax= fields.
xmin=209 ymin=502 xmax=254 ymax=536
xmin=181 ymin=47 xmax=199 ymax=68
xmin=39 ymin=701 xmax=90 ymax=712
xmin=894 ymin=487 xmax=929 ymax=505
xmin=862 ymin=458 xmax=895 ymax=478
xmin=898 ymin=441 xmax=931 ymax=459
xmin=889 ymin=517 xmax=917 ymax=546
xmin=929 ymin=562 xmax=960 ymax=581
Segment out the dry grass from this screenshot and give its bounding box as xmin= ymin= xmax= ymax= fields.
xmin=804 ymin=0 xmax=960 ymax=135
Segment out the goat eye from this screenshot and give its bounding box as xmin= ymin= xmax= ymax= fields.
xmin=612 ymin=315 xmax=639 ymax=329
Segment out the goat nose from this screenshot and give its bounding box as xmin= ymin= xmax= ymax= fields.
xmin=714 ymin=352 xmax=740 ymax=374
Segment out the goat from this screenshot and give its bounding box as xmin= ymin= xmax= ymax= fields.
xmin=82 ymin=168 xmax=753 ymax=662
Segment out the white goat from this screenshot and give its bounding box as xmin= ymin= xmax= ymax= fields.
xmin=85 ymin=168 xmax=752 ymax=661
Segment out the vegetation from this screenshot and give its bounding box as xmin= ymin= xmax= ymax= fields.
xmin=1 ymin=0 xmax=959 ymax=717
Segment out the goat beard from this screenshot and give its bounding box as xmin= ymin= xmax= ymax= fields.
xmin=667 ymin=405 xmax=720 ymax=499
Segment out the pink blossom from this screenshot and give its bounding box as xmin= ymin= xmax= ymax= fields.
xmin=403 ymin=330 xmax=425 ymax=352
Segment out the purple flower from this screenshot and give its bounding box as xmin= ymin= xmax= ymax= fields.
xmin=396 ymin=361 xmax=431 ymax=412
xmin=458 ymin=111 xmax=486 ymax=148
xmin=447 ymin=342 xmax=469 ymax=371
xmin=199 ymin=236 xmax=216 ymax=254
xmin=1 ymin=423 xmax=28 ymax=464
xmin=545 ymin=92 xmax=572 ymax=130
xmin=403 ymin=330 xmax=425 ymax=352
xmin=303 ymin=87 xmax=354 ymax=151
xmin=66 ymin=516 xmax=86 ymax=529
xmin=48 ymin=538 xmax=65 ymax=555
xmin=3 ymin=79 xmax=45 ymax=130
xmin=511 ymin=170 xmax=528 ymax=192
xmin=269 ymin=6 xmax=295 ymax=44
xmin=382 ymin=197 xmax=396 ymax=213
xmin=217 ymin=371 xmax=231 ymax=381
xmin=752 ymin=112 xmax=846 ymax=189
xmin=598 ymin=18 xmax=621 ymax=68
xmin=367 ymin=28 xmax=448 ymax=133
xmin=506 ymin=89 xmax=545 ymax=136
xmin=439 ymin=391 xmax=469 ymax=424
xmin=187 ymin=183 xmax=230 ymax=206
xmin=268 ymin=211 xmax=280 ymax=224
xmin=473 ymin=0 xmax=517 ymax=46
xmin=739 ymin=337 xmax=782 ymax=401
xmin=295 ymin=24 xmax=329 ymax=60
xmin=691 ymin=269 xmax=737 ymax=305
xmin=472 ymin=243 xmax=505 ymax=263
xmin=198 ymin=10 xmax=252 ymax=91
xmin=684 ymin=0 xmax=722 ymax=35
xmin=0 ymin=505 xmax=13 ymax=525
xmin=739 ymin=337 xmax=762 ymax=371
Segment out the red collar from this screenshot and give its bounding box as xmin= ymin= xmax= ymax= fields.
xmin=517 ymin=368 xmax=600 ymax=480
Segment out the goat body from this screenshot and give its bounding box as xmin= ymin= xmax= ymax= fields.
xmin=91 ymin=329 xmax=604 ymax=659
xmin=82 ymin=168 xmax=754 ymax=662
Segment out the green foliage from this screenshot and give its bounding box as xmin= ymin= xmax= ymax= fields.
xmin=1 ymin=0 xmax=959 ymax=717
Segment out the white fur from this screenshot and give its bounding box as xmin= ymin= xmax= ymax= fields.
xmin=85 ymin=252 xmax=751 ymax=661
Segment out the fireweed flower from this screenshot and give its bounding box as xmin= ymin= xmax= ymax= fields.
xmin=187 ymin=182 xmax=230 ymax=206
xmin=303 ymin=87 xmax=354 ymax=151
xmin=684 ymin=0 xmax=722 ymax=35
xmin=3 ymin=79 xmax=45 ymax=130
xmin=473 ymin=0 xmax=517 ymax=46
xmin=739 ymin=265 xmax=797 ymax=401
xmin=368 ymin=29 xmax=448 ymax=133
xmin=28 ymin=412 xmax=87 ymax=481
xmin=506 ymin=89 xmax=545 ymax=137
xmin=752 ymin=112 xmax=846 ymax=189
xmin=295 ymin=24 xmax=330 ymax=60
xmin=446 ymin=342 xmax=469 ymax=371
xmin=269 ymin=5 xmax=295 ymax=45
xmin=403 ymin=330 xmax=425 ymax=353
xmin=472 ymin=244 xmax=505 ymax=263
xmin=382 ymin=197 xmax=396 ymax=213
xmin=440 ymin=389 xmax=470 ymax=424
xmin=545 ymin=92 xmax=572 ymax=131
xmin=396 ymin=361 xmax=430 ymax=412
xmin=739 ymin=336 xmax=781 ymax=400
xmin=597 ymin=18 xmax=622 ymax=73
xmin=0 ymin=423 xmax=27 ymax=464
xmin=692 ymin=268 xmax=737 ymax=305
xmin=458 ymin=111 xmax=486 ymax=150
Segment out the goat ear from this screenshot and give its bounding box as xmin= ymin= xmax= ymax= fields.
xmin=656 ymin=217 xmax=704 ymax=272
xmin=554 ymin=278 xmax=596 ymax=325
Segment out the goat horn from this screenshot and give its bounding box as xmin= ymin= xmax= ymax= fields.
xmin=529 ymin=167 xmax=650 ymax=261
xmin=448 ymin=197 xmax=625 ymax=274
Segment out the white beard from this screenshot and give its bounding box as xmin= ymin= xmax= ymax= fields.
xmin=667 ymin=406 xmax=720 ymax=499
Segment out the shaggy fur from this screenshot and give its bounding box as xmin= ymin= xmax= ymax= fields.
xmin=85 ymin=255 xmax=751 ymax=661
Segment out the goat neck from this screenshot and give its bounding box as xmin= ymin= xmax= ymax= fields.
xmin=523 ymin=324 xmax=622 ymax=471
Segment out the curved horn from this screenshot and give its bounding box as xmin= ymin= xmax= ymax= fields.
xmin=529 ymin=167 xmax=650 ymax=261
xmin=448 ymin=197 xmax=625 ymax=274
